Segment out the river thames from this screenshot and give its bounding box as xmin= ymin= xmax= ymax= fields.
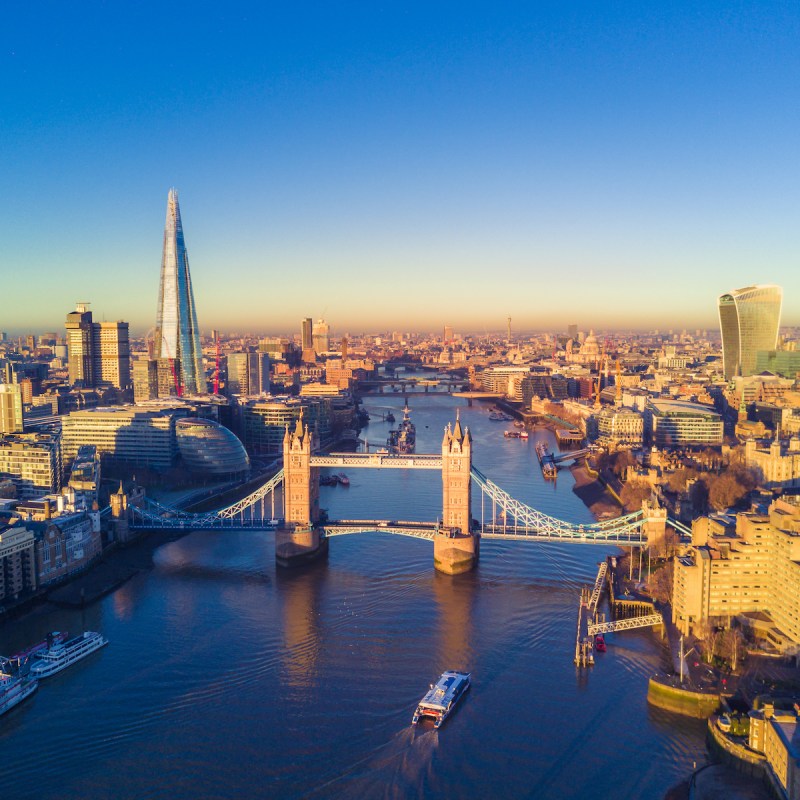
xmin=0 ymin=393 xmax=707 ymax=799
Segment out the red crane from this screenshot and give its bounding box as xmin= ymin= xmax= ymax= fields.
xmin=213 ymin=333 xmax=220 ymax=395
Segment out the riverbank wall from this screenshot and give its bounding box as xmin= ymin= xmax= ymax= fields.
xmin=647 ymin=676 xmax=721 ymax=718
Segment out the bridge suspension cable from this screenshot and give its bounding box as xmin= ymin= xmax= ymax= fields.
xmin=130 ymin=469 xmax=285 ymax=529
xmin=470 ymin=466 xmax=647 ymax=544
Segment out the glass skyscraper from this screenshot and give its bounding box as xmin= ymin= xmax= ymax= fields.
xmin=718 ymin=284 xmax=782 ymax=380
xmin=155 ymin=189 xmax=205 ymax=395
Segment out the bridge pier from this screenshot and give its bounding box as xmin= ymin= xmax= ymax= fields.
xmin=275 ymin=524 xmax=328 ymax=567
xmin=433 ymin=527 xmax=479 ymax=575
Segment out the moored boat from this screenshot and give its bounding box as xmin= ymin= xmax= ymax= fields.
xmin=11 ymin=631 xmax=68 ymax=663
xmin=29 ymin=632 xmax=108 ymax=679
xmin=412 ymin=670 xmax=471 ymax=729
xmin=0 ymin=672 xmax=38 ymax=717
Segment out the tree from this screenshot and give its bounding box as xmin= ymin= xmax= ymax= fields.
xmin=648 ymin=559 xmax=674 ymax=604
xmin=667 ymin=467 xmax=699 ymax=493
xmin=708 ymin=473 xmax=749 ymax=511
xmin=620 ymin=479 xmax=652 ymax=512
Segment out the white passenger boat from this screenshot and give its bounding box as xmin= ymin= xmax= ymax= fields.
xmin=0 ymin=672 xmax=38 ymax=717
xmin=412 ymin=670 xmax=471 ymax=729
xmin=29 ymin=632 xmax=108 ymax=678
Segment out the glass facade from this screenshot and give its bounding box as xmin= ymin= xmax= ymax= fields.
xmin=176 ymin=418 xmax=250 ymax=477
xmin=155 ymin=189 xmax=205 ymax=395
xmin=718 ymin=285 xmax=782 ymax=380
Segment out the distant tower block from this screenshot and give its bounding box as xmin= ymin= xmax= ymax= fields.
xmin=507 ymin=316 xmax=512 ymax=343
xmin=276 ymin=416 xmax=326 ymax=567
xmin=435 ymin=414 xmax=479 ymax=575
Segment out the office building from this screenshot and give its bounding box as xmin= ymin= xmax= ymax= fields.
xmin=65 ymin=302 xmax=94 ymax=385
xmin=301 ymin=318 xmax=313 ymax=351
xmin=0 ymin=432 xmax=62 ymax=499
xmin=227 ymin=352 xmax=270 ymax=396
xmin=61 ymin=406 xmax=182 ymax=471
xmin=175 ymin=418 xmax=249 ymax=478
xmin=239 ymin=396 xmax=332 ymax=455
xmin=312 ymin=319 xmax=330 ymax=354
xmin=718 ymin=285 xmax=782 ymax=379
xmin=65 ymin=302 xmax=130 ymax=389
xmin=154 ymin=189 xmax=205 ymax=395
xmin=132 ymin=358 xmax=159 ymax=403
xmin=755 ymin=349 xmax=800 ymax=379
xmin=648 ymin=400 xmax=723 ymax=447
xmin=0 ymin=522 xmax=37 ymax=602
xmin=0 ymin=383 xmax=24 ymax=433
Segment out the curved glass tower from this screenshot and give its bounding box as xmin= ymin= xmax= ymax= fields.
xmin=718 ymin=285 xmax=782 ymax=380
xmin=155 ymin=189 xmax=205 ymax=395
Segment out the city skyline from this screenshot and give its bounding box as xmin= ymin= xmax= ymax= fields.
xmin=2 ymin=4 xmax=799 ymax=332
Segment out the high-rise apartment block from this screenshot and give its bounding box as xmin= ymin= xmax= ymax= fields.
xmin=154 ymin=189 xmax=205 ymax=395
xmin=672 ymin=496 xmax=800 ymax=652
xmin=0 ymin=384 xmax=24 ymax=433
xmin=718 ymin=284 xmax=782 ymax=379
xmin=65 ymin=302 xmax=130 ymax=389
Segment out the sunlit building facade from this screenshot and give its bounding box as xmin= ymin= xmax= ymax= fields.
xmin=154 ymin=189 xmax=205 ymax=395
xmin=718 ymin=285 xmax=782 ymax=380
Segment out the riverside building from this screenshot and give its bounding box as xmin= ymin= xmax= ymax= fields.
xmin=0 ymin=433 xmax=62 ymax=499
xmin=61 ymin=406 xmax=181 ymax=471
xmin=672 ymin=497 xmax=800 ymax=654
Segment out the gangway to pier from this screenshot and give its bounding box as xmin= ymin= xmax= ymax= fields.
xmin=587 ymin=613 xmax=663 ymax=636
xmin=588 ymin=562 xmax=608 ymax=616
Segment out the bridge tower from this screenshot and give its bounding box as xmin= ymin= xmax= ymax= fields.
xmin=435 ymin=413 xmax=479 ymax=575
xmin=109 ymin=482 xmax=132 ymax=544
xmin=276 ymin=417 xmax=326 ymax=566
xmin=642 ymin=498 xmax=668 ymax=551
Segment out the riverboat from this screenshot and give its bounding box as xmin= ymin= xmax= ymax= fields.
xmin=504 ymin=430 xmax=529 ymax=439
xmin=11 ymin=631 xmax=68 ymax=664
xmin=412 ymin=670 xmax=471 ymax=729
xmin=29 ymin=632 xmax=108 ymax=679
xmin=337 ymin=473 xmax=350 ymax=487
xmin=0 ymin=673 xmax=38 ymax=717
xmin=594 ymin=634 xmax=606 ymax=652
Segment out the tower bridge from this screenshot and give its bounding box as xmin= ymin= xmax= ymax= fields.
xmin=123 ymin=414 xmax=677 ymax=575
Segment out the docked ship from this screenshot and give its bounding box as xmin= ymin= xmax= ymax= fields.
xmin=504 ymin=430 xmax=529 ymax=439
xmin=29 ymin=631 xmax=108 ymax=679
xmin=387 ymin=403 xmax=416 ymax=454
xmin=412 ymin=670 xmax=471 ymax=729
xmin=10 ymin=631 xmax=69 ymax=665
xmin=0 ymin=672 xmax=38 ymax=717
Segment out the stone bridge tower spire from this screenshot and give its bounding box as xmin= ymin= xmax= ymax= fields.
xmin=435 ymin=412 xmax=479 ymax=574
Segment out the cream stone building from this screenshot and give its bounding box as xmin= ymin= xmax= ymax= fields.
xmin=745 ymin=437 xmax=800 ymax=490
xmin=672 ymin=497 xmax=800 ymax=654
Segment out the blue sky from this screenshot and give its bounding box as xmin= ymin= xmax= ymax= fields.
xmin=2 ymin=2 xmax=798 ymax=335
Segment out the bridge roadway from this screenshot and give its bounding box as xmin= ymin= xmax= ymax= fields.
xmin=322 ymin=520 xmax=439 ymax=540
xmin=309 ymin=453 xmax=442 ymax=469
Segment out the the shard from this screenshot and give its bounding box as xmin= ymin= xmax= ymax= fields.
xmin=154 ymin=189 xmax=205 ymax=395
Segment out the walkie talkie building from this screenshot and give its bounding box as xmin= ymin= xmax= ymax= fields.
xmin=718 ymin=285 xmax=782 ymax=380
xmin=154 ymin=189 xmax=205 ymax=395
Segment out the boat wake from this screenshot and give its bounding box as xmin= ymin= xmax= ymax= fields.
xmin=303 ymin=726 xmax=439 ymax=799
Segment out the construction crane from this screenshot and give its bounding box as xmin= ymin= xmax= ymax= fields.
xmin=213 ymin=332 xmax=221 ymax=395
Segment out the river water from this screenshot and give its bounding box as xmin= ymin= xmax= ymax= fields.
xmin=0 ymin=392 xmax=707 ymax=799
